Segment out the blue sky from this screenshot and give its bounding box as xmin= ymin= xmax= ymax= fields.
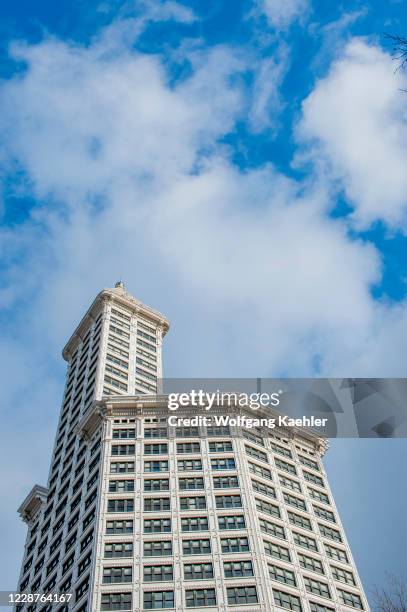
xmin=1 ymin=0 xmax=407 ymax=600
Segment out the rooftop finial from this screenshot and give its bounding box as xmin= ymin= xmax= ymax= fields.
xmin=115 ymin=281 xmax=125 ymax=289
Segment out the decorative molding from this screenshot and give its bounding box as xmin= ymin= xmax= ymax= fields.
xmin=18 ymin=485 xmax=48 ymax=524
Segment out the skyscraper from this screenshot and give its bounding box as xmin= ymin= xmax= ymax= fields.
xmin=16 ymin=285 xmax=369 ymax=612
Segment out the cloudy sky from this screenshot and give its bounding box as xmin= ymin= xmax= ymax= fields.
xmin=1 ymin=0 xmax=407 ymax=599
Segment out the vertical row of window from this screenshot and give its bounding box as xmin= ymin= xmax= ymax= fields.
xmin=20 ymin=306 xmax=104 ymax=612
xmin=105 ymin=310 xmax=159 ymax=395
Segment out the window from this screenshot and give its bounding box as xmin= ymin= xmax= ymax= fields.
xmin=62 ymin=553 xmax=74 ymax=575
xmin=185 ymin=588 xmax=216 ymax=608
xmin=298 ymin=455 xmax=320 ymax=471
xmin=136 ymin=339 xmax=156 ymax=353
xmin=184 ymin=562 xmax=214 ymax=580
xmin=75 ymin=575 xmax=90 ymax=602
xmin=104 ymin=375 xmax=127 ymax=391
xmin=270 ymin=442 xmax=292 ymax=459
xmin=273 ymin=589 xmax=302 ymax=612
xmin=255 ymin=498 xmax=280 ymax=518
xmin=106 ymin=520 xmax=133 ymax=535
xmin=293 ymin=532 xmax=318 ymax=552
xmin=245 ymin=445 xmax=268 ymax=463
xmin=248 ymin=462 xmax=272 ymax=480
xmin=304 ymin=577 xmax=331 ymax=599
xmin=145 ymin=478 xmax=170 ymax=492
xmin=287 ymin=511 xmax=312 ymax=531
xmin=143 ymin=565 xmax=173 ymax=582
xmin=144 ymin=541 xmax=173 ymax=557
xmin=109 ymin=480 xmax=134 ymax=493
xmin=137 ymin=328 xmax=156 ymax=342
xmin=145 ymin=460 xmax=169 ymax=473
xmin=308 ymin=488 xmax=330 ymax=505
xmin=104 ymin=542 xmax=133 ymax=558
xmin=111 ymin=445 xmax=135 ymax=456
xmin=144 ymin=518 xmax=171 ymax=533
xmin=107 ymin=354 xmax=129 ymax=370
xmin=298 ymin=553 xmax=324 ymax=574
xmin=137 ymin=367 xmax=157 ymax=382
xmin=110 ymin=325 xmax=130 ymax=338
xmin=275 ymin=458 xmax=297 ymax=475
xmin=113 ymin=429 xmax=135 ymax=439
xmin=138 ymin=321 xmax=156 ymax=334
xmin=331 ymin=566 xmax=356 ymax=586
xmin=213 ymin=475 xmax=239 ymax=489
xmin=108 ymin=332 xmax=130 ymax=349
xmin=209 ymin=440 xmax=233 ymax=452
xmin=279 ymin=475 xmax=302 ymax=493
xmin=313 ymin=505 xmax=336 ymax=523
xmin=105 ymin=363 xmax=128 ymax=384
xmin=177 ymin=442 xmax=200 ymax=454
xmin=283 ymin=492 xmax=307 ymax=511
xmin=218 ymin=515 xmax=246 ymax=530
xmin=103 ymin=567 xmax=132 ymax=583
xmin=207 ymin=425 xmax=230 ymax=436
xmin=182 ymin=539 xmax=211 ymax=555
xmin=181 ymin=517 xmax=209 ymax=532
xmin=145 ymin=427 xmax=168 ymax=438
xmin=70 ymin=493 xmax=81 ymax=512
xmin=215 ymin=495 xmax=242 ymax=509
xmin=80 ymin=529 xmax=94 ymax=552
xmin=324 ymin=543 xmax=348 ymax=563
xmin=143 ymin=591 xmax=174 ymax=610
xmin=47 ymin=553 xmax=59 ymax=576
xmin=145 ymin=443 xmax=168 ymax=455
xmin=252 ymin=480 xmax=276 ymax=499
xmin=179 ymin=477 xmax=204 ymax=490
xmin=269 ymin=564 xmax=296 ymax=587
xmin=227 ymin=586 xmax=258 ymax=606
xmin=338 ymin=590 xmax=364 ymax=609
xmin=242 ymin=429 xmax=265 ymax=446
xmin=77 ymin=551 xmax=92 ymax=576
xmin=319 ymin=524 xmax=342 ymax=542
xmin=224 ymin=560 xmax=253 ymax=578
xmin=144 ymin=497 xmax=171 ymax=512
xmin=221 ymin=536 xmax=250 ymax=553
xmin=108 ymin=342 xmax=129 ymax=359
xmin=180 ymin=496 xmax=206 ymax=511
xmin=259 ymin=518 xmax=285 ymax=540
xmin=211 ymin=458 xmax=236 ymax=470
xmin=178 ymin=459 xmax=202 ymax=472
xmin=107 ymin=499 xmax=134 ymax=513
xmin=59 ymin=574 xmax=72 ymax=593
xmin=264 ymin=540 xmax=291 ymax=562
xmin=176 ymin=426 xmax=199 ymax=437
xmin=110 ymin=316 xmax=130 ymax=330
xmin=309 ymin=603 xmax=334 ymax=612
xmin=303 ymin=470 xmax=325 ymax=487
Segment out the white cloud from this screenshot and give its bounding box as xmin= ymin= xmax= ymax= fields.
xmin=0 ymin=23 xmax=392 ymax=387
xmin=248 ymin=44 xmax=289 ymax=132
xmin=256 ymin=0 xmax=309 ymax=30
xmin=298 ymin=39 xmax=407 ymax=230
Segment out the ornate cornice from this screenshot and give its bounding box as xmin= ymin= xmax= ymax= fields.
xmin=75 ymin=401 xmax=107 ymax=441
xmin=17 ymin=485 xmax=49 ymax=524
xmin=76 ymin=393 xmax=328 ymax=454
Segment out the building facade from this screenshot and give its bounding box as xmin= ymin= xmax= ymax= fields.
xmin=16 ymin=285 xmax=369 ymax=612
